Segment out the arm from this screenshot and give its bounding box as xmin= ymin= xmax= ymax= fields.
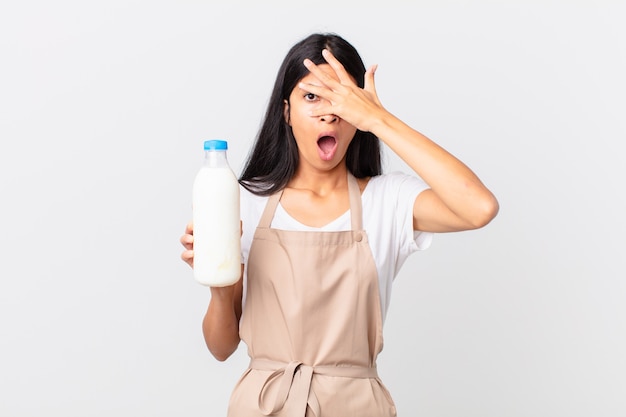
xmin=302 ymin=50 xmax=499 ymax=232
xmin=368 ymin=114 xmax=499 ymax=232
xmin=180 ymin=221 xmax=242 ymax=361
xmin=201 ymin=268 xmax=243 ymax=361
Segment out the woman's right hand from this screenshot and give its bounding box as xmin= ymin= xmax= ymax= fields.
xmin=180 ymin=221 xmax=194 ymax=268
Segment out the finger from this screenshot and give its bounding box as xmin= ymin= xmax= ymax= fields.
xmin=307 ymin=105 xmax=335 ymax=119
xmin=297 ymin=85 xmax=336 ymax=118
xmin=364 ymin=64 xmax=377 ymax=93
xmin=297 ymin=81 xmax=337 ymax=103
xmin=185 ymin=220 xmax=193 ymax=235
xmin=321 ymin=49 xmax=353 ymax=85
xmin=180 ymin=233 xmax=194 ymax=250
xmin=303 ymin=58 xmax=342 ymax=90
xmin=364 ymin=64 xmax=383 ymax=107
xmin=181 ymin=249 xmax=194 ymax=267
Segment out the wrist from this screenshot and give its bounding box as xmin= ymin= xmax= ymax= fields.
xmin=209 ymin=285 xmax=236 ymax=302
xmin=367 ymin=110 xmax=394 ymax=139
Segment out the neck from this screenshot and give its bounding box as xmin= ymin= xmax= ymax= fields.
xmin=287 ymin=164 xmax=349 ymax=197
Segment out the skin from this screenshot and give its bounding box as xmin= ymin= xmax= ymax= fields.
xmin=180 ymin=49 xmax=499 ymax=360
xmin=280 ymin=62 xmax=361 ymax=227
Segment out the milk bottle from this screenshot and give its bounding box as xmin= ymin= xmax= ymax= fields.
xmin=192 ymin=140 xmax=241 ymax=286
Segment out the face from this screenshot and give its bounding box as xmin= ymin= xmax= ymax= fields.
xmin=284 ymin=64 xmax=358 ymax=173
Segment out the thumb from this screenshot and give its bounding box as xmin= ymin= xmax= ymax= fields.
xmin=364 ymin=64 xmax=378 ymax=93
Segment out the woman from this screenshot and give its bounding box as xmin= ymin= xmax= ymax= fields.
xmin=181 ymin=33 xmax=498 ymax=416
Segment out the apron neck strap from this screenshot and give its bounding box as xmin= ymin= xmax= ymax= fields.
xmin=258 ymin=172 xmax=363 ymax=231
xmin=258 ymin=189 xmax=283 ymax=228
xmin=347 ymin=173 xmax=362 ymax=231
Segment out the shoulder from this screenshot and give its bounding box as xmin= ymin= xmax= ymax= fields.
xmin=240 ymin=185 xmax=269 ymax=224
xmin=364 ymin=172 xmax=430 ymax=198
xmin=240 ymin=184 xmax=268 ymax=205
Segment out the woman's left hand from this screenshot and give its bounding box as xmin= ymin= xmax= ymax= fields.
xmin=302 ymin=49 xmax=386 ymax=133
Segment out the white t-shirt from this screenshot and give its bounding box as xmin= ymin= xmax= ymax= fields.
xmin=240 ymin=171 xmax=433 ymax=322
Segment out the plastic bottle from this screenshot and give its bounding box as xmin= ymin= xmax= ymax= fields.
xmin=192 ymin=140 xmax=241 ymax=286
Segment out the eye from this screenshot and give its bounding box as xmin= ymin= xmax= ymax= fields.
xmin=304 ymin=93 xmax=318 ymax=101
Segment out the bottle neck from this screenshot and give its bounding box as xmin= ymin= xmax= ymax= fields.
xmin=203 ymin=150 xmax=229 ymax=168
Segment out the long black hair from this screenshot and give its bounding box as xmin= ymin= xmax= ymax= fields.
xmin=239 ymin=33 xmax=382 ymax=196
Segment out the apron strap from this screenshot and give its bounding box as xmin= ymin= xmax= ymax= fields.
xmin=257 ymin=172 xmax=363 ymax=231
xmin=258 ymin=189 xmax=283 ymax=229
xmin=347 ymin=172 xmax=362 ymax=231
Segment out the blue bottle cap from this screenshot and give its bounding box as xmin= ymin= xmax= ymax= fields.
xmin=204 ymin=140 xmax=228 ymax=150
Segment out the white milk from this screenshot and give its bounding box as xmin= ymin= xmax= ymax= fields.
xmin=192 ymin=141 xmax=241 ymax=287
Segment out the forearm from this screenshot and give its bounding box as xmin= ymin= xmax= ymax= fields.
xmin=301 ymin=48 xmax=497 ymax=226
xmin=371 ymin=111 xmax=498 ymax=227
xmin=202 ymin=280 xmax=242 ymax=361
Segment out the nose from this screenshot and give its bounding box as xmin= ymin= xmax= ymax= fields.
xmin=319 ymin=113 xmax=338 ymax=123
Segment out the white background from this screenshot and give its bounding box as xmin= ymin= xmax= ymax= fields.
xmin=1 ymin=1 xmax=625 ymax=416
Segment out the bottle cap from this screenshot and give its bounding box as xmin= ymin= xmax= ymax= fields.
xmin=204 ymin=140 xmax=228 ymax=150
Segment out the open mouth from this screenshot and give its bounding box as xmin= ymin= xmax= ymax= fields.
xmin=317 ymin=135 xmax=338 ymax=161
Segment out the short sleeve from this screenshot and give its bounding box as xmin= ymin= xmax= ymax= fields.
xmin=361 ymin=172 xmax=433 ymax=276
xmin=384 ymin=171 xmax=433 ymax=257
xmin=361 ymin=172 xmax=434 ymax=321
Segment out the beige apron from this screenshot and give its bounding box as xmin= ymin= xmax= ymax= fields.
xmin=227 ymin=173 xmax=396 ymax=417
